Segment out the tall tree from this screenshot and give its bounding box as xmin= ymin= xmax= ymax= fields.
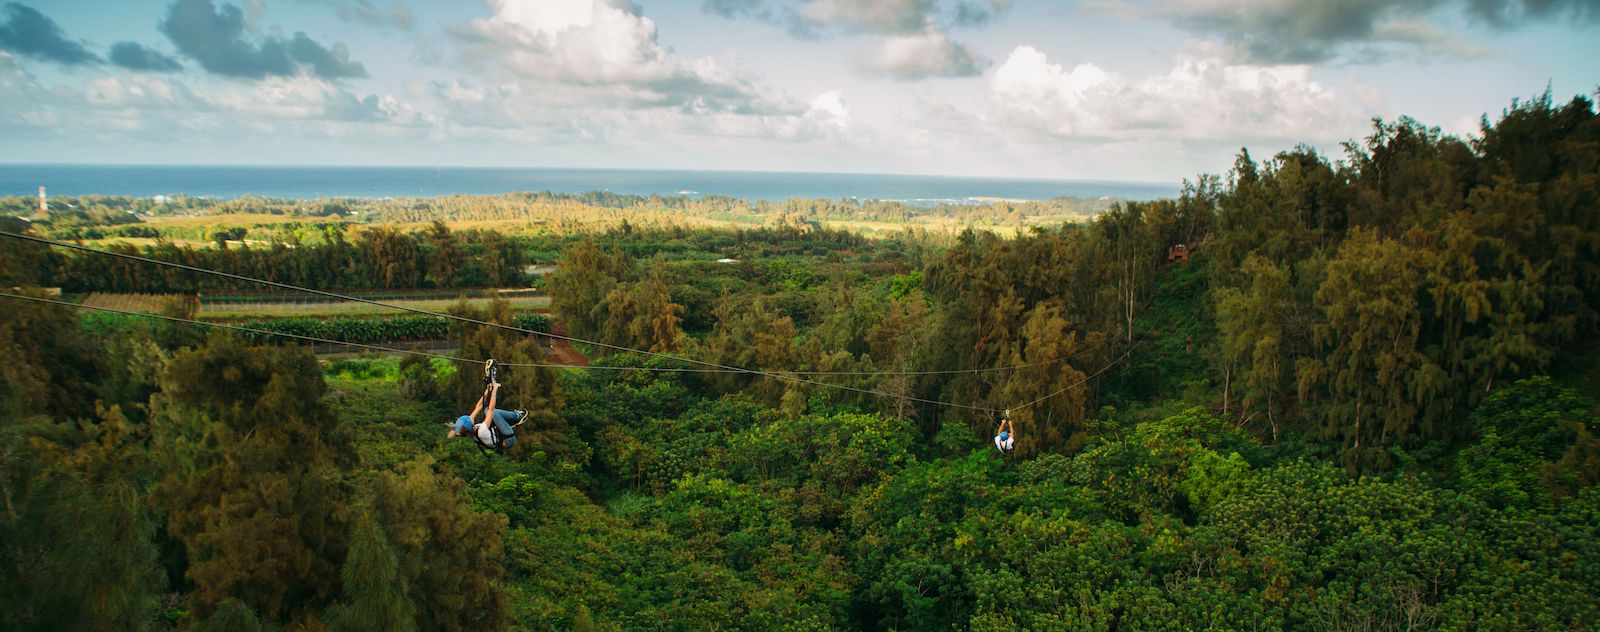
xmin=1215 ymin=254 xmax=1292 ymax=441
xmin=150 ymin=336 xmax=354 ymax=620
xmin=1296 ymin=230 xmax=1444 ymax=469
xmin=326 ymin=514 xmax=416 ymax=632
xmin=368 ymin=459 xmax=509 ymax=631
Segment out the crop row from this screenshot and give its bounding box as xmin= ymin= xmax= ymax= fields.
xmin=232 ymin=313 xmax=552 ymax=344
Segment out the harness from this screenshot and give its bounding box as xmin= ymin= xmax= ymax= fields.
xmin=471 ymin=358 xmax=519 ymax=456
xmin=473 ymin=421 xmax=516 ymax=456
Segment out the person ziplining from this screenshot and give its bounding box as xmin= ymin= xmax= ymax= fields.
xmin=447 ymin=359 xmax=525 ymax=455
xmin=993 ymin=409 xmax=1015 ymax=454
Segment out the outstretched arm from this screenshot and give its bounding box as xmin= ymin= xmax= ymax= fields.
xmin=482 ymin=382 xmax=500 ymax=425
xmin=469 ymin=388 xmax=488 ymax=421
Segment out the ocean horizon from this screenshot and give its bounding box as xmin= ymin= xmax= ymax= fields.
xmin=0 ymin=164 xmax=1180 ymax=204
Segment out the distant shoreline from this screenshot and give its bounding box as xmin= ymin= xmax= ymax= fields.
xmin=0 ymin=164 xmax=1180 ymax=203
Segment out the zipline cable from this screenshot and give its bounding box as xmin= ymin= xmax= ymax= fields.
xmin=0 ymin=292 xmax=747 ymax=373
xmin=3 ymin=290 xmax=1002 ymax=413
xmin=1 ymin=291 xmax=469 ymax=365
xmin=3 ymin=230 xmax=998 ymax=412
xmin=1009 ymin=333 xmax=1149 ymax=412
xmin=2 ymin=231 xmax=1091 ymax=379
xmin=3 ymin=231 xmax=1151 ymax=415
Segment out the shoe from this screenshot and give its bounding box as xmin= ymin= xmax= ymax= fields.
xmin=513 ymin=409 xmax=527 ymax=422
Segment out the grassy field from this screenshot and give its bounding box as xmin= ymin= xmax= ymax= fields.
xmin=197 ymin=294 xmax=551 ymax=318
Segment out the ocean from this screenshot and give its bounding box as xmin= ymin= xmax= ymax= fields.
xmin=0 ymin=165 xmax=1178 ymax=203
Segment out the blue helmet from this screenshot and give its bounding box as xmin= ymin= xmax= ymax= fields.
xmin=999 ymin=431 xmax=1010 ymax=441
xmin=455 ymin=415 xmax=473 ymax=434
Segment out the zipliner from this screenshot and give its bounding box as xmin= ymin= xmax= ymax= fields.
xmin=447 ymin=359 xmax=525 ymax=455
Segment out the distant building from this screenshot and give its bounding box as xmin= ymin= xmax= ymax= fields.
xmin=153 ymin=195 xmax=167 ymax=204
xmin=717 ymin=258 xmax=740 ymax=264
xmin=38 ymin=186 xmax=46 ymax=216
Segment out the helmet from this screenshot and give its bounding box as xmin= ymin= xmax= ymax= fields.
xmin=454 ymin=415 xmax=473 ymax=435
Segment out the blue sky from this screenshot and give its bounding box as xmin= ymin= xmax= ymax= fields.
xmin=1 ymin=0 xmax=1594 ymax=182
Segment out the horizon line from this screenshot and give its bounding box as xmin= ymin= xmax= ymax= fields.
xmin=0 ymin=162 xmax=1179 ymax=188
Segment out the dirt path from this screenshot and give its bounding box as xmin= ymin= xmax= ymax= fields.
xmin=542 ymin=321 xmax=589 ymax=366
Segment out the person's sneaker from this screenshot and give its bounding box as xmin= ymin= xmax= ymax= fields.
xmin=513 ymin=409 xmax=527 ymax=422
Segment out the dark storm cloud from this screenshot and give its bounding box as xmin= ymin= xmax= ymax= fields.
xmin=1151 ymin=0 xmax=1600 ymax=64
xmin=109 ymin=41 xmax=184 ymax=72
xmin=158 ymin=0 xmax=368 ymax=80
xmin=0 ymin=3 xmax=102 ymax=66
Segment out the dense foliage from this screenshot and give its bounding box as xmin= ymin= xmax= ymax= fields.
xmin=2 ymin=91 xmax=1598 ymax=630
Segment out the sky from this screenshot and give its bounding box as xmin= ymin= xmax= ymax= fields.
xmin=0 ymin=0 xmax=1595 ymax=182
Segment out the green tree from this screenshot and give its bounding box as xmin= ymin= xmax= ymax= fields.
xmin=426 ymin=221 xmax=463 ymax=288
xmin=1215 ymin=253 xmax=1293 ymax=440
xmin=326 ymin=514 xmax=417 ymax=632
xmin=446 ymin=300 xmax=563 ymax=455
xmin=150 ymin=336 xmax=354 ymax=620
xmin=549 ymin=237 xmax=632 ymax=340
xmin=1296 ymin=230 xmax=1445 ymax=469
xmin=369 ymin=459 xmax=510 ymax=631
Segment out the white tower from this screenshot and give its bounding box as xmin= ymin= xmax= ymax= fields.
xmin=38 ymin=186 xmax=46 ymax=216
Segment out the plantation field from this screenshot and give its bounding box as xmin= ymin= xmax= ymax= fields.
xmin=81 ymin=292 xmax=187 ymax=313
xmin=145 ymin=213 xmax=351 ymax=229
xmin=197 ymin=294 xmax=551 ymax=318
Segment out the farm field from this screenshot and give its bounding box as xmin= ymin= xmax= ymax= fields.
xmin=80 ymin=291 xmax=551 ymax=318
xmin=197 ymin=293 xmax=551 ymax=318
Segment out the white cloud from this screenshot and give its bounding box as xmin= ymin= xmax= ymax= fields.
xmin=454 ymin=0 xmax=760 ymax=108
xmin=987 ymin=45 xmax=1360 ymax=143
xmin=798 ymin=0 xmax=936 ymax=33
xmin=706 ymin=0 xmax=1005 ymax=79
xmin=867 ymin=27 xmax=985 ymax=79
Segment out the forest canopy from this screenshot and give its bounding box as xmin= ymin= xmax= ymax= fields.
xmin=2 ymin=90 xmax=1598 ymax=630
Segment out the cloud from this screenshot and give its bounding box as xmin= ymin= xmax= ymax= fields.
xmin=109 ymin=42 xmax=185 ymax=73
xmin=298 ymin=0 xmax=414 ymax=30
xmin=213 ymin=76 xmax=405 ymax=122
xmin=986 ymin=45 xmax=1361 ymax=143
xmin=707 ymin=0 xmax=1013 ymax=34
xmin=0 ymin=3 xmax=102 ymax=66
xmin=1098 ymin=0 xmax=1598 ymax=64
xmin=1 ymin=53 xmax=422 ymax=148
xmin=703 ymin=0 xmax=1009 ymax=79
xmin=159 ymin=0 xmax=369 ymax=80
xmin=286 ymin=33 xmax=367 ymax=79
xmin=452 ymin=0 xmax=763 ymax=109
xmin=866 ymin=27 xmax=985 ymax=79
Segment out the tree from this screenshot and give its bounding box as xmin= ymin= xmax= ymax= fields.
xmin=369 ymin=459 xmax=510 ymax=631
xmin=446 ymin=300 xmax=563 ymax=455
xmin=426 ymin=221 xmax=463 ymax=288
xmin=631 ymin=261 xmax=685 ymax=353
xmin=326 ymin=514 xmax=417 ymax=632
xmin=997 ymin=302 xmax=1093 ymax=457
xmin=1215 ymin=253 xmax=1292 ymax=440
xmin=549 ymin=237 xmax=631 ymax=340
xmin=1296 ymin=230 xmax=1444 ymax=470
xmin=149 ymin=336 xmax=354 ymax=620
